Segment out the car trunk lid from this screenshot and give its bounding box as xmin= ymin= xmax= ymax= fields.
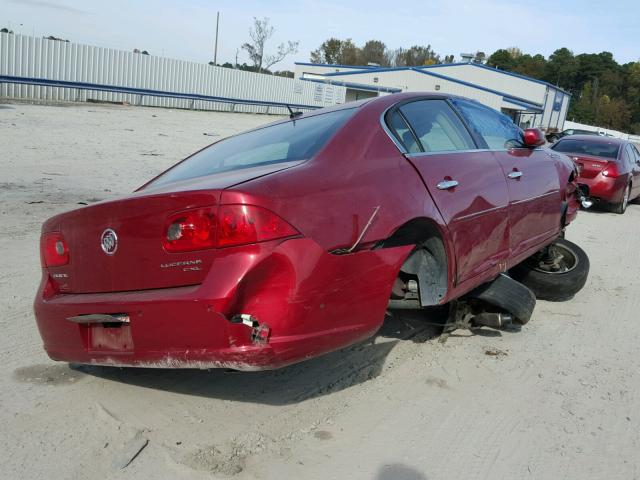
xmin=43 ymin=162 xmax=301 ymax=294
xmin=570 ymin=154 xmax=610 ymax=179
xmin=43 ymin=190 xmax=221 ymax=294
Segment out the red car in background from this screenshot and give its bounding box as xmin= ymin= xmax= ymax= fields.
xmin=551 ymin=135 xmax=640 ymax=213
xmin=34 ymin=93 xmax=588 ymax=371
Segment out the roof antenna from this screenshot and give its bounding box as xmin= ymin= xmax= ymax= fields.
xmin=286 ymin=104 xmax=303 ymax=119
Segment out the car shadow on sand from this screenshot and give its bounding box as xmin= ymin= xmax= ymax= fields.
xmin=73 ymin=307 xmax=449 ymax=405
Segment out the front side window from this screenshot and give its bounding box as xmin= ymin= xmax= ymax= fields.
xmin=147 ymin=108 xmax=355 ymax=188
xmin=551 ymin=139 xmax=620 ymax=160
xmin=388 ymin=99 xmax=475 ymax=153
xmin=451 ymin=98 xmax=523 ymax=150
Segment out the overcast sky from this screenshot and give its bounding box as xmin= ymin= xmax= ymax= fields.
xmin=1 ymin=0 xmax=638 ymax=69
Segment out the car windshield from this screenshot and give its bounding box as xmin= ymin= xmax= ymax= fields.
xmin=552 ymin=139 xmax=620 ymax=159
xmin=148 ymin=108 xmax=355 ymax=187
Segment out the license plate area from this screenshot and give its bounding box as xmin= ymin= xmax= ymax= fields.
xmin=88 ymin=323 xmax=134 ymax=353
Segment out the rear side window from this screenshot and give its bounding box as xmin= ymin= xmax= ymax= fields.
xmin=387 ymin=99 xmax=475 ymax=153
xmin=624 ymin=144 xmax=638 ymax=166
xmin=552 ymin=139 xmax=620 ymax=159
xmin=451 ymin=98 xmax=523 ymax=149
xmin=148 ymin=108 xmax=355 ymax=188
xmin=386 ymin=110 xmax=421 ymax=153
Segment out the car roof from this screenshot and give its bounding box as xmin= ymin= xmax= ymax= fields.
xmin=557 ymin=134 xmax=627 ymax=145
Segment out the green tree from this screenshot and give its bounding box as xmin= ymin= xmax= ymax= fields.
xmin=623 ymin=62 xmax=640 ymax=127
xmin=359 ymin=40 xmax=387 ymax=66
xmin=570 ymin=81 xmax=596 ymax=123
xmin=597 ymin=95 xmax=631 ymax=129
xmin=393 ymin=45 xmax=439 ymax=66
xmin=310 ymin=38 xmax=343 ymax=64
xmin=513 ymin=54 xmax=546 ymax=79
xmin=338 ymin=39 xmax=359 ymax=65
xmin=486 ymin=49 xmax=517 ymax=71
xmin=544 ymin=48 xmax=578 ymax=90
xmin=473 ymin=51 xmax=486 ymax=64
xmin=506 ymin=47 xmax=522 ymax=59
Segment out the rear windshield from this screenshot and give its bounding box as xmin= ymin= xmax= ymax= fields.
xmin=148 ymin=108 xmax=355 ymax=187
xmin=552 ymin=139 xmax=620 ymax=159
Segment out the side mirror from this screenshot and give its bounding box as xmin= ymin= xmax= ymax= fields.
xmin=523 ymin=128 xmax=546 ymax=147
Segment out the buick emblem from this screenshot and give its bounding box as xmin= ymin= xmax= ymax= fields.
xmin=101 ymin=228 xmax=118 ymax=255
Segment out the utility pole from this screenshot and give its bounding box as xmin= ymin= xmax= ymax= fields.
xmin=213 ymin=11 xmax=220 ymax=65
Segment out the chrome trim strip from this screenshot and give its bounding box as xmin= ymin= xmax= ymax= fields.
xmin=454 ymin=205 xmax=507 ymax=222
xmin=66 ymin=313 xmax=130 ymax=324
xmin=511 ymin=190 xmax=559 ymax=205
xmin=407 ymin=149 xmax=491 ymax=158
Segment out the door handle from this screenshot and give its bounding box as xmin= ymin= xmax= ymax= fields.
xmin=436 ymin=180 xmax=459 ymax=190
xmin=507 ymin=171 xmax=523 ymax=179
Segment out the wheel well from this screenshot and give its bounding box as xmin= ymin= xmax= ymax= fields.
xmin=381 ymin=218 xmax=449 ymax=306
xmin=380 ymin=218 xmax=443 ymax=249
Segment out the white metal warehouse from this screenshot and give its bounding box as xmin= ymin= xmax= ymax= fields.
xmin=295 ymin=61 xmax=571 ymax=131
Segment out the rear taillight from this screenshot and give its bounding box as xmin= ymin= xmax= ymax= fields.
xmin=602 ymin=162 xmax=620 ymax=177
xmin=41 ymin=232 xmax=69 ymax=267
xmin=216 ymin=204 xmax=298 ymax=248
xmin=162 ymin=205 xmax=299 ymax=252
xmin=163 ymin=208 xmax=217 ymax=252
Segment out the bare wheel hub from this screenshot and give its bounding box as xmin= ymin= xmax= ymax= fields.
xmin=531 ymin=243 xmax=579 ymax=274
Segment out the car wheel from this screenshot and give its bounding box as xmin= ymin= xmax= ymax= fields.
xmin=509 ymin=238 xmax=589 ymax=302
xmin=612 ymin=183 xmax=630 ymax=214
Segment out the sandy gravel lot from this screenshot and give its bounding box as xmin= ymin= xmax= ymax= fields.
xmin=1 ymin=102 xmax=639 ymax=480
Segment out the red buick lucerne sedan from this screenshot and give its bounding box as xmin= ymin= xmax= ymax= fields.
xmin=551 ymin=135 xmax=640 ymax=213
xmin=35 ymin=93 xmax=588 ymax=370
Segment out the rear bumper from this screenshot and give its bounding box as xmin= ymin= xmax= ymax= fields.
xmin=578 ymin=175 xmax=627 ymax=204
xmin=34 ymin=238 xmax=411 ymax=370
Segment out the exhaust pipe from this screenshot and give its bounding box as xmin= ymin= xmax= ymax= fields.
xmin=580 ymin=196 xmax=593 ymax=209
xmin=472 ymin=312 xmax=513 ymax=329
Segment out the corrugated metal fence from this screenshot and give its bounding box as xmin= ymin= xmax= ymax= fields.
xmin=0 ymin=33 xmax=346 ymax=114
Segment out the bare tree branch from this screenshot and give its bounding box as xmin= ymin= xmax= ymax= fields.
xmin=263 ymin=41 xmax=299 ymax=71
xmin=241 ymin=17 xmax=298 ymax=73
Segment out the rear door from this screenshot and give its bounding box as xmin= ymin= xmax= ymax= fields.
xmin=386 ymin=99 xmax=510 ymax=284
xmin=451 ymin=99 xmax=561 ymax=258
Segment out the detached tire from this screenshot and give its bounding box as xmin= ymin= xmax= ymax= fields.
xmin=510 ymin=238 xmax=589 ymax=302
xmin=467 ymin=274 xmax=536 ymax=325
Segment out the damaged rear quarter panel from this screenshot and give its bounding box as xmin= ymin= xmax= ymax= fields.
xmin=224 ymin=238 xmax=413 ymax=365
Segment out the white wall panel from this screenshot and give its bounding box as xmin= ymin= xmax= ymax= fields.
xmin=0 ymin=33 xmax=346 ymax=114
